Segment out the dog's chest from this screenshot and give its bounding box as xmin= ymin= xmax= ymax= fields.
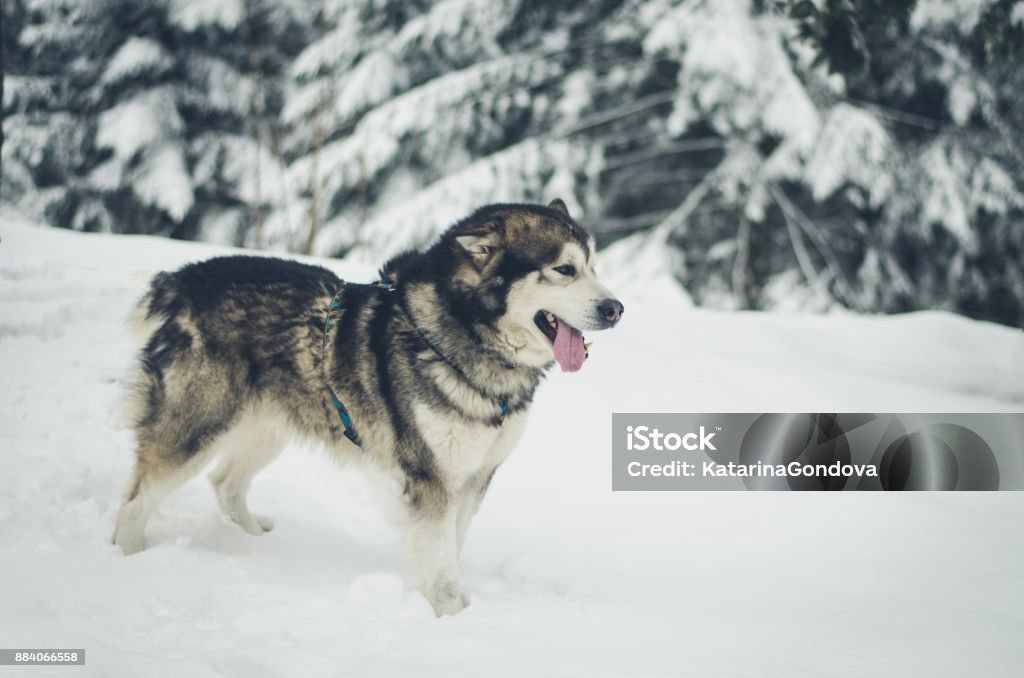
xmin=412 ymin=402 xmax=526 ymax=486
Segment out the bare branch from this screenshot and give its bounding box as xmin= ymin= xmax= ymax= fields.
xmin=771 ymin=184 xmax=832 ymax=303
xmin=772 ymin=184 xmax=861 ymax=308
xmin=553 ymin=91 xmax=675 ymax=140
xmin=586 ymin=210 xmax=674 ymax=235
xmin=601 ymin=138 xmax=726 ymax=172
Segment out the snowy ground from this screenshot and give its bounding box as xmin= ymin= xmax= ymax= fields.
xmin=2 ymin=213 xmax=1023 ymax=677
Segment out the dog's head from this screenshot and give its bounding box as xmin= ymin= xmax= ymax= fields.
xmin=439 ymin=199 xmax=623 ymax=372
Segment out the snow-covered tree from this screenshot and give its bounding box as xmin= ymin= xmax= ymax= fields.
xmin=3 ymin=0 xmax=1022 ymax=326
xmin=2 ymin=0 xmax=311 ymax=239
xmin=602 ymin=0 xmax=1024 ymax=325
xmin=273 ymin=0 xmax=611 ymax=258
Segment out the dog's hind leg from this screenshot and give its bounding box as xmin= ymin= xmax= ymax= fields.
xmin=114 ymin=340 xmax=240 ymax=554
xmin=113 ymin=441 xmax=216 ymax=554
xmin=207 ymin=408 xmax=284 ymax=535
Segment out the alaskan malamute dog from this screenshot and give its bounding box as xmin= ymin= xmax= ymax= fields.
xmin=113 ymin=199 xmax=623 ymax=615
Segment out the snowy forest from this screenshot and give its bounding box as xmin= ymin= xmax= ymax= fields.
xmin=3 ymin=0 xmax=1023 ymax=327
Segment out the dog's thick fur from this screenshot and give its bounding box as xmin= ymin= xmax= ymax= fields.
xmin=113 ymin=200 xmax=622 ymax=615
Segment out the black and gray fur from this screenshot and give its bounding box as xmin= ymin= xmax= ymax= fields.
xmin=113 ymin=200 xmax=622 ymax=615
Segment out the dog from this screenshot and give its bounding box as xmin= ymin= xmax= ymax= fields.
xmin=113 ymin=199 xmax=623 ymax=615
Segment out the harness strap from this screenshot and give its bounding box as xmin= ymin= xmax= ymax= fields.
xmin=322 ymin=281 xmax=381 ymax=446
xmin=329 ymin=390 xmax=361 ymax=446
xmin=322 ymin=279 xmax=510 ymax=444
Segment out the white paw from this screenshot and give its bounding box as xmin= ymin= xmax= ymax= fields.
xmin=114 ymin=531 xmax=146 ymax=555
xmin=232 ymin=515 xmax=271 ymax=536
xmin=427 ymin=587 xmax=469 ymax=617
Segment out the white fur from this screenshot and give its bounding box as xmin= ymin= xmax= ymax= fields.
xmin=405 ymin=505 xmax=465 ymax=615
xmin=113 ymin=452 xmax=213 ymax=554
xmin=500 ymin=242 xmax=616 ymax=366
xmin=404 ymin=406 xmax=529 ymax=614
xmin=113 ymin=403 xmax=290 ymax=552
xmin=411 ymin=402 xmax=525 ymax=490
xmin=206 ymin=409 xmax=288 ymax=534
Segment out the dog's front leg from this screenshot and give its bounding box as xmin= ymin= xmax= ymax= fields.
xmin=455 ymin=467 xmax=496 ymax=554
xmin=404 ymin=481 xmax=467 ymax=616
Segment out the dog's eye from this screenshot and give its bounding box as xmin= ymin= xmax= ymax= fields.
xmin=553 ymin=264 xmax=576 ymax=277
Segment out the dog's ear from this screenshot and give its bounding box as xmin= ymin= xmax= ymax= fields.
xmin=547 ymin=198 xmax=570 ymax=217
xmin=454 ymin=223 xmax=502 ymax=270
xmin=377 ymin=249 xmax=418 ymax=284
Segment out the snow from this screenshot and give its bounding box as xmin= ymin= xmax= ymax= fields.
xmin=600 ymin=224 xmax=695 ymax=308
xmin=285 ymin=53 xmax=561 ymax=213
xmin=804 ymin=103 xmax=893 ymax=206
xmin=191 ymin=134 xmax=288 ymax=208
xmin=392 ymin=0 xmax=510 ymax=63
xmin=645 ymin=0 xmax=819 ymax=147
xmin=96 ymin=89 xmax=183 ymax=162
xmin=911 ymin=0 xmax=996 ymax=33
xmin=555 ymin=70 xmax=595 ymax=122
xmin=134 ymin=144 xmax=195 ymax=222
xmin=970 ymin=157 xmax=1024 ymax=215
xmin=333 ymin=50 xmax=408 ymax=125
xmin=189 ymin=56 xmax=257 ymax=119
xmin=1 ymin=213 xmax=1023 ymax=677
xmin=921 ymin=143 xmax=973 ymax=247
xmin=95 ymin=89 xmax=194 ymax=221
xmin=289 ymin=3 xmax=366 ymax=82
xmin=195 ymin=208 xmax=245 ymax=247
xmin=100 ymin=38 xmax=173 ymax=88
xmin=168 ymin=0 xmax=244 ymax=32
xmin=340 ymin=138 xmax=594 ymax=263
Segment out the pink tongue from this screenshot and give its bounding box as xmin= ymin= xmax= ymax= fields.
xmin=552 ymin=317 xmax=586 ymax=372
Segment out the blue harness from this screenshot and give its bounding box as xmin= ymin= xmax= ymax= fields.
xmin=322 ymin=281 xmax=508 ymax=446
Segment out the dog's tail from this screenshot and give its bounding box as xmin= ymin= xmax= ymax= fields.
xmin=120 ymin=271 xmax=184 ymax=430
xmin=127 ymin=271 xmax=176 ymax=346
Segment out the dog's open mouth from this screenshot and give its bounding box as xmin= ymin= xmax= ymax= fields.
xmin=534 ymin=311 xmax=590 ymax=373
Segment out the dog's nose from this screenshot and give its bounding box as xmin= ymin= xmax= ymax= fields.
xmin=598 ymin=298 xmax=624 ymax=325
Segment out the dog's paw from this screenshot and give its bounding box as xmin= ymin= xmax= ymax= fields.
xmin=233 ymin=514 xmax=273 ymax=536
xmin=113 ymin=531 xmax=146 ymax=555
xmin=431 ymin=594 xmax=468 ymax=617
xmin=427 ymin=586 xmax=469 ymax=617
xmin=222 ymin=510 xmax=274 ymax=536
